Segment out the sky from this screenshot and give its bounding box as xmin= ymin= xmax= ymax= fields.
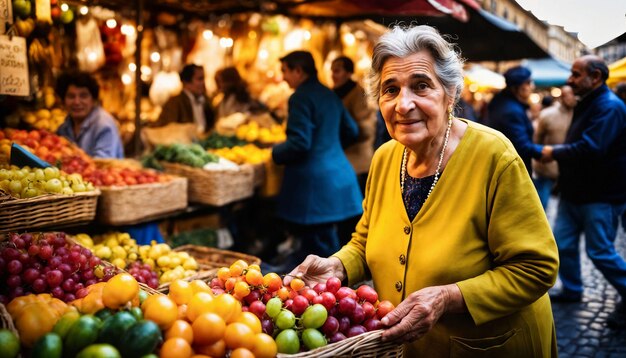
xmin=515 ymin=0 xmax=626 ymax=49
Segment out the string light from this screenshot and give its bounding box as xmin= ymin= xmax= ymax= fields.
xmin=60 ymin=3 xmax=69 ymax=11
xmin=219 ymin=37 xmax=233 ymax=48
xmin=551 ymin=87 xmax=562 ymax=97
xmin=106 ymin=19 xmax=117 ymax=29
xmin=79 ymin=6 xmax=88 ymax=15
xmin=150 ymin=52 xmax=160 ymax=63
xmin=121 ymin=25 xmax=135 ymax=36
xmin=121 ymin=74 xmax=132 ymax=85
xmin=128 ymin=63 xmax=136 ymax=72
xmin=202 ymin=30 xmax=213 ymax=40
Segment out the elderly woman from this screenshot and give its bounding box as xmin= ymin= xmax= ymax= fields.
xmin=285 ymin=25 xmax=559 ymax=357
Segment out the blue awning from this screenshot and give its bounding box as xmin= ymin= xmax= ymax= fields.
xmin=522 ymin=57 xmax=572 ymax=87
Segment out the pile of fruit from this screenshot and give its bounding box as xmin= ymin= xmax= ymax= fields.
xmin=208 ymin=260 xmax=395 ymax=354
xmin=235 ymin=121 xmax=286 ymax=145
xmin=1 ymin=129 xmax=170 ymax=187
xmin=81 ymin=232 xmax=200 ymax=286
xmin=0 ymin=166 xmax=95 ymax=199
xmin=6 ymin=273 xmax=162 ymax=357
xmin=210 ymin=144 xmax=272 ymax=165
xmin=0 ymin=232 xmax=108 ymax=304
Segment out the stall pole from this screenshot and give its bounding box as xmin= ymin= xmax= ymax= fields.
xmin=133 ymin=0 xmax=145 ymax=156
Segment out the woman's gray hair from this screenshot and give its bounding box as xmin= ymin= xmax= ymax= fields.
xmin=368 ymin=25 xmax=465 ymax=106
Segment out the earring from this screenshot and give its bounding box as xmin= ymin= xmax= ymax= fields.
xmin=448 ymin=106 xmax=454 ymax=121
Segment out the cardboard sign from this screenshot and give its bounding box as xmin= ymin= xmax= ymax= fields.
xmin=0 ymin=0 xmax=13 ymax=34
xmin=0 ymin=35 xmax=29 ymax=96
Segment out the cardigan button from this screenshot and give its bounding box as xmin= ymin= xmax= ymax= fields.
xmin=395 ymin=281 xmax=403 ymax=292
xmin=399 ymin=254 xmax=406 ymax=265
xmin=403 ymin=226 xmax=410 ymax=235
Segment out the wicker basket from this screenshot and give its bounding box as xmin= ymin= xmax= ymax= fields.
xmin=277 ymin=330 xmax=403 ymax=358
xmin=96 ymin=176 xmax=188 ymax=226
xmin=160 ymin=162 xmax=254 ymax=206
xmin=252 ymin=162 xmax=266 ymax=187
xmin=0 ymin=190 xmax=100 ymax=234
xmin=173 ymin=244 xmax=261 ymax=276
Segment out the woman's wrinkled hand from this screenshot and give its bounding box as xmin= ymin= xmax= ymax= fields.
xmin=283 ymin=255 xmax=346 ymax=287
xmin=381 ymin=284 xmax=463 ymax=343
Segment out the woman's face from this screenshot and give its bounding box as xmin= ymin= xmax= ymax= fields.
xmin=379 ymin=51 xmax=452 ymax=148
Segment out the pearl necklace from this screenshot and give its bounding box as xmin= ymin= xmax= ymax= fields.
xmin=401 ymin=117 xmax=453 ymax=198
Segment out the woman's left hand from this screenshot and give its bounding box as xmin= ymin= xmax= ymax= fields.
xmin=380 ymin=284 xmax=464 ymax=343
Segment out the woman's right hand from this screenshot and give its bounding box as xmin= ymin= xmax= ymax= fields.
xmin=283 ymin=255 xmax=346 ymax=287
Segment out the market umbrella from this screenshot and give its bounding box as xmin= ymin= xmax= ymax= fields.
xmin=608 ymin=57 xmax=626 ymax=87
xmin=287 ymin=1 xmax=548 ymax=62
xmin=522 ymin=57 xmax=572 ymax=87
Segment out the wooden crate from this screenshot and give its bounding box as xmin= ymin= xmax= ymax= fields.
xmin=0 ymin=190 xmax=100 ymax=234
xmin=160 ymin=162 xmax=254 ymax=206
xmin=96 ymin=177 xmax=187 ymax=225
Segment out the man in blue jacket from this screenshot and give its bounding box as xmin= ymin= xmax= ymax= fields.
xmin=271 ymin=51 xmax=363 ymax=271
xmin=542 ymin=55 xmax=626 ymax=328
xmin=486 ymin=66 xmax=543 ymax=176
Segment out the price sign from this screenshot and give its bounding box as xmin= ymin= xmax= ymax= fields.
xmin=0 ymin=35 xmax=29 ymax=96
xmin=0 ymin=0 xmax=13 ymax=34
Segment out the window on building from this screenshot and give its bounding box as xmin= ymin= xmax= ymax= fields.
xmin=503 ymin=8 xmax=508 ymax=19
xmin=490 ymin=0 xmax=497 ymax=13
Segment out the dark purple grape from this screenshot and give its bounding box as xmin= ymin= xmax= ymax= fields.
xmin=321 ymin=316 xmax=339 ymax=336
xmin=347 ymin=325 xmax=367 ymax=337
xmin=329 ymin=332 xmax=347 ymax=343
xmin=363 ymin=318 xmax=382 ymax=331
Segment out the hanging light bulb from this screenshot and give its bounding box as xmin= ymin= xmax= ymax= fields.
xmin=106 ymin=19 xmax=117 ymax=29
xmin=150 ymin=52 xmax=161 ymax=63
xmin=60 ymin=3 xmax=69 ymax=11
xmin=79 ymin=6 xmax=88 ymax=15
xmin=203 ymin=30 xmax=213 ymax=40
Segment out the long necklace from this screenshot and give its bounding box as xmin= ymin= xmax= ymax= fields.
xmin=400 ymin=117 xmax=453 ymax=198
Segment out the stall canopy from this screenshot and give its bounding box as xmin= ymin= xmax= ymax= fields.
xmin=464 ymin=64 xmax=505 ymax=90
xmin=522 ymin=57 xmax=572 ymax=87
xmin=608 ymin=57 xmax=626 ymax=87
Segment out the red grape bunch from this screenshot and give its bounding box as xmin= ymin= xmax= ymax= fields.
xmin=0 ymin=232 xmax=108 ymax=304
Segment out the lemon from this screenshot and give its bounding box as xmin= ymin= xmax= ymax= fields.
xmin=112 ymin=258 xmax=126 ymax=269
xmin=182 ymin=259 xmax=198 ymax=271
xmin=106 ymin=238 xmax=119 ymax=248
xmin=95 ymin=246 xmax=112 ymax=260
xmin=157 ymin=255 xmax=171 ymax=268
xmin=112 ymin=246 xmax=127 ymax=260
xmin=0 ymin=329 xmax=20 ymax=358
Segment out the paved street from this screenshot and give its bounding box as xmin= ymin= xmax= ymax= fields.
xmin=546 ymin=199 xmax=626 ymax=357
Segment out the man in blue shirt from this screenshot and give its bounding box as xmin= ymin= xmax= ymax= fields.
xmin=542 ymin=55 xmax=626 ymax=328
xmin=56 ymin=71 xmax=124 ymax=159
xmin=486 ymin=66 xmax=543 ymax=176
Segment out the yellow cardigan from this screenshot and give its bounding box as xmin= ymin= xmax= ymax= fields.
xmin=334 ymin=120 xmax=559 ymax=357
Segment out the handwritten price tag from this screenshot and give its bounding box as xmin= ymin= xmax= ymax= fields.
xmin=0 ymin=35 xmax=29 ymax=96
xmin=0 ymin=0 xmax=14 ymax=34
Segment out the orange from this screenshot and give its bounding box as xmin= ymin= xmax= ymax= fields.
xmin=234 ymin=312 xmax=262 ymax=334
xmin=169 ymin=280 xmax=194 ymax=305
xmin=252 ymin=333 xmax=278 ymax=358
xmin=189 ymin=280 xmax=211 ymax=294
xmin=187 ymin=292 xmax=214 ymax=322
xmin=143 ymin=295 xmax=178 ymax=330
xmin=194 ymin=339 xmax=226 ymax=358
xmin=190 ymin=355 xmax=212 ymax=358
xmin=192 ymin=312 xmax=226 ymax=345
xmin=209 ymin=294 xmax=242 ymax=323
xmin=160 ymin=337 xmax=193 ymax=358
xmin=230 ymin=348 xmax=255 ymax=358
xmin=165 ymin=319 xmax=194 ymax=343
xmin=223 ymin=322 xmax=255 ymax=350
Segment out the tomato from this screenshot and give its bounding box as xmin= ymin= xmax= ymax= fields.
xmin=165 ymin=320 xmax=194 ymax=344
xmin=142 ymin=295 xmax=177 ymax=329
xmin=159 ymin=337 xmax=192 ymax=358
xmin=186 ymin=292 xmax=214 ymax=322
xmin=302 ymin=328 xmax=327 ymax=350
xmin=275 ymin=329 xmax=300 ymax=354
xmin=209 ymin=294 xmax=241 ymax=323
xmin=289 ymin=278 xmax=305 ymax=292
xmin=0 ymin=329 xmax=20 ymax=358
xmin=301 ymin=304 xmax=327 ymax=329
xmin=223 ymin=322 xmax=255 ymax=350
xmin=356 ymin=285 xmax=379 ymax=304
xmin=234 ymin=312 xmax=261 ymax=334
xmin=251 ymin=333 xmax=277 ymax=358
xmin=244 ymin=269 xmax=263 ymax=287
xmin=275 ymin=310 xmax=296 ymax=330
xmin=168 ymin=280 xmax=193 ymax=305
xmin=230 ymin=348 xmax=254 ymax=358
xmin=193 ymin=339 xmax=226 ymax=358
xmin=192 ymin=313 xmax=225 ymax=345
xmin=263 ymin=273 xmax=282 ymax=292
xmin=376 ymin=300 xmax=395 ymax=319
xmin=102 ymin=274 xmax=139 ymax=310
xmin=265 ymin=297 xmax=282 ymax=318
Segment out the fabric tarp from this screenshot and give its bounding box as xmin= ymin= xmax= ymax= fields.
xmin=522 ymin=57 xmax=572 ymax=87
xmin=608 ymin=57 xmax=626 ymax=87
